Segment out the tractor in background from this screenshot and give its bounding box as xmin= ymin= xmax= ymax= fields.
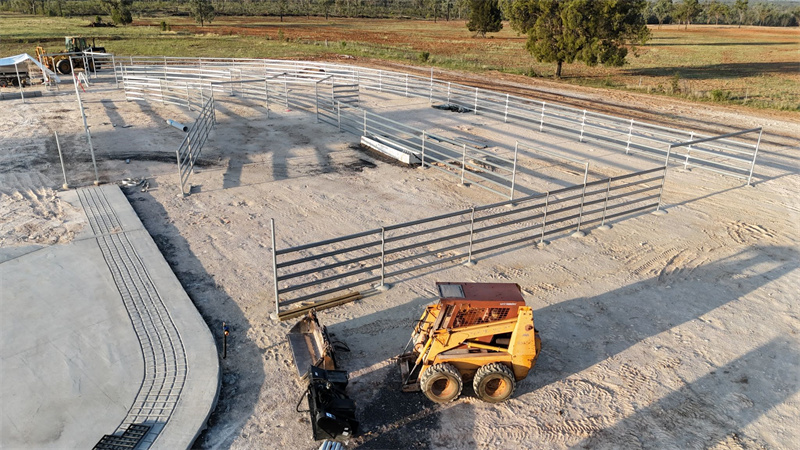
xmin=36 ymin=37 xmax=106 ymax=75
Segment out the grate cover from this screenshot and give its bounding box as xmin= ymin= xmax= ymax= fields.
xmin=93 ymin=423 xmax=151 ymax=450
xmin=452 ymin=307 xmax=511 ymax=328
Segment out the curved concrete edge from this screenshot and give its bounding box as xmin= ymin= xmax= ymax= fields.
xmin=98 ymin=186 xmax=220 ymax=449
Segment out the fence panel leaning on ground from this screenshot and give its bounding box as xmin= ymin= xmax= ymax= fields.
xmin=271 ymin=166 xmax=666 ymax=320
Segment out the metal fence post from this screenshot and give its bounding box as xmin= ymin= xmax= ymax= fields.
xmin=579 ymin=110 xmax=587 ymax=142
xmin=71 ymin=57 xmax=99 ymax=186
xmin=405 ymin=74 xmax=409 ymax=97
xmin=421 ymin=131 xmax=427 ymax=168
xmin=112 ymin=54 xmax=118 ymax=88
xmin=55 ymin=131 xmax=68 ymax=190
xmin=539 ymin=193 xmax=549 ymax=246
xmin=14 ymin=63 xmax=24 ymax=103
xmin=379 ymin=70 xmax=382 ymax=92
xmin=175 ymin=147 xmax=184 ymax=197
xmin=747 ymin=128 xmax=763 ymax=186
xmin=460 ymin=143 xmax=467 ymax=185
xmin=447 ymin=82 xmax=451 ymax=104
xmin=265 ymin=80 xmax=270 ymax=119
xmin=625 ymin=119 xmax=635 ymax=154
xmin=337 ymin=102 xmax=341 ymax=131
xmin=271 ymin=219 xmax=281 ymax=317
xmin=379 ymin=227 xmax=387 ymax=288
xmin=539 ymin=102 xmax=546 ymax=132
xmin=510 ymin=142 xmax=519 ymax=201
xmin=504 ymin=94 xmax=509 ymax=123
xmin=363 ymin=109 xmax=367 ymax=135
xmin=655 ymin=146 xmax=672 ymax=213
xmin=474 ymin=87 xmax=479 ymax=115
xmin=465 ymin=207 xmax=476 ymax=265
xmin=573 ymin=163 xmax=589 ymax=237
xmin=315 ymin=82 xmax=319 ymax=123
xmin=186 ymin=83 xmax=191 ymax=111
xmin=429 ymin=68 xmax=433 ymax=103
xmin=284 ymin=76 xmax=289 ymax=108
xmin=599 ymin=177 xmax=612 ymax=229
xmin=684 ymin=132 xmax=695 ymax=169
xmin=158 ymin=78 xmax=164 ymax=103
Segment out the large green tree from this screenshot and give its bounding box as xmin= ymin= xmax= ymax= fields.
xmin=651 ymin=0 xmax=673 ymax=28
xmin=734 ymin=0 xmax=748 ymax=27
xmin=673 ymin=0 xmax=701 ymax=29
xmin=102 ymin=0 xmax=132 ymax=25
xmin=705 ymin=0 xmax=728 ymax=25
xmin=189 ymin=0 xmax=215 ymax=27
xmin=467 ymin=0 xmax=503 ymax=37
xmin=503 ymin=0 xmax=650 ymax=78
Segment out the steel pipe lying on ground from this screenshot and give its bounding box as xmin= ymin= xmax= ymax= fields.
xmin=166 ymin=119 xmax=188 ymax=132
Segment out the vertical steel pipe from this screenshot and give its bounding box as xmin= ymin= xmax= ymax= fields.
xmin=510 ymin=142 xmax=519 ymax=201
xmin=599 ymin=177 xmax=612 ymax=227
xmin=466 ymin=208 xmax=476 ymax=264
xmin=380 ymin=227 xmax=386 ymax=287
xmin=460 ymin=144 xmax=467 ymax=185
xmin=625 ymin=119 xmax=635 ymax=154
xmin=539 ymin=102 xmax=546 ymax=132
xmin=421 ymin=131 xmax=427 ymax=168
xmin=747 ymin=128 xmax=763 ymax=186
xmin=71 ymin=57 xmax=99 ymax=186
xmin=14 ymin=63 xmax=24 ymax=103
xmin=55 ymin=131 xmax=68 ymax=189
xmin=579 ymin=110 xmax=587 ymax=142
xmin=540 ymin=194 xmax=549 ymax=244
xmin=271 ymin=219 xmax=280 ymax=316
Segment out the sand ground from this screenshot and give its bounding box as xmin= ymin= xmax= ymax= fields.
xmin=0 ymin=67 xmax=798 ymax=449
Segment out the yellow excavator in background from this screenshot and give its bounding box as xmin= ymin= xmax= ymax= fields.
xmin=36 ymin=36 xmax=106 ymax=75
xmin=398 ymin=282 xmax=541 ymax=403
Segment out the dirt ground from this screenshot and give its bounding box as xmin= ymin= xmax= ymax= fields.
xmin=0 ymin=65 xmax=798 ymax=449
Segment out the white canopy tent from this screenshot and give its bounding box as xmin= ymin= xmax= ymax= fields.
xmin=0 ymin=53 xmax=61 ymax=83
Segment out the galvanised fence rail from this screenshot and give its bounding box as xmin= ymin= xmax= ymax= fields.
xmin=270 ymin=166 xmax=666 ymax=319
xmin=177 ymin=94 xmax=216 ymax=196
xmin=317 ymin=100 xmax=519 ymax=198
xmin=110 ymin=56 xmax=762 ymax=185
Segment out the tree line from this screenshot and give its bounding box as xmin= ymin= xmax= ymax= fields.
xmin=2 ymin=0 xmax=798 ymax=27
xmin=648 ymin=0 xmax=800 ymax=28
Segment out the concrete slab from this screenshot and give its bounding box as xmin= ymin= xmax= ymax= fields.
xmin=1 ymin=185 xmax=219 ymax=449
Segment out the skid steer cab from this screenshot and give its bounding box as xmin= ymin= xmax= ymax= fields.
xmin=398 ymin=282 xmax=541 ymax=404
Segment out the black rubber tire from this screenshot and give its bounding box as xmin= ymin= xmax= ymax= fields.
xmin=473 ymin=362 xmax=516 ymax=403
xmin=420 ymin=362 xmax=462 ymax=404
xmin=56 ymin=59 xmax=72 ymax=75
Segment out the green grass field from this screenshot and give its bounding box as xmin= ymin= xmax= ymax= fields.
xmin=1 ymin=14 xmax=797 ymax=111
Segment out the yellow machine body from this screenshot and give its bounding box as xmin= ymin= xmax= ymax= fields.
xmin=398 ymin=282 xmax=541 ymax=403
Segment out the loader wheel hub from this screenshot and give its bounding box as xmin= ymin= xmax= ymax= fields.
xmin=431 ymin=378 xmax=457 ymax=398
xmin=484 ymin=377 xmax=511 ymax=399
xmin=419 ymin=362 xmax=463 ymax=403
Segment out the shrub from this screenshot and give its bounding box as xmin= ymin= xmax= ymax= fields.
xmin=670 ymin=72 xmax=681 ymax=94
xmin=709 ymin=89 xmax=731 ymax=102
xmin=418 ymin=51 xmax=430 ymax=63
xmin=160 ymin=21 xmax=167 ymax=31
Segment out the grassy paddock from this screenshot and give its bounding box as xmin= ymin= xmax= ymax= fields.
xmin=1 ymin=14 xmax=797 ymax=110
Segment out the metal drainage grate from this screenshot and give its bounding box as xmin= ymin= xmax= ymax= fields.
xmin=93 ymin=423 xmax=151 ymax=450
